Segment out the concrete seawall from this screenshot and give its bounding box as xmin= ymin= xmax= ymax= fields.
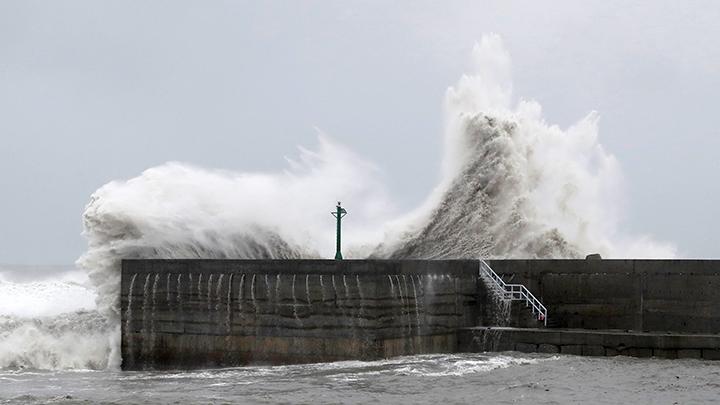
xmin=487 ymin=260 xmax=720 ymax=333
xmin=459 ymin=327 xmax=720 ymax=360
xmin=121 ymin=260 xmax=482 ymax=370
xmin=120 ymin=259 xmax=720 ymax=369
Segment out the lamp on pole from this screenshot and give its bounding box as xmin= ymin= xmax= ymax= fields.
xmin=331 ymin=202 xmax=347 ymax=260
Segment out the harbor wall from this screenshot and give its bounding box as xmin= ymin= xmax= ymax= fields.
xmin=120 ymin=259 xmax=720 ymax=369
xmin=487 ymin=259 xmax=720 ymax=333
xmin=458 ymin=327 xmax=720 ymax=360
xmin=120 ymin=259 xmax=482 ymax=370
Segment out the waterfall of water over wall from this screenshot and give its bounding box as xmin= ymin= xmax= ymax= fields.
xmin=120 ymin=260 xmax=482 ymax=370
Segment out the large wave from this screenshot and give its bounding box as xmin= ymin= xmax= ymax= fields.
xmin=0 ymin=34 xmax=674 ymax=371
xmin=374 ymin=35 xmax=675 ymax=259
xmin=75 ymin=137 xmax=395 ymax=367
xmin=0 ymin=268 xmax=111 ymax=369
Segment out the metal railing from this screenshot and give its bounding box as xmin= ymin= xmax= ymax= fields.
xmin=479 ymin=259 xmax=548 ymax=326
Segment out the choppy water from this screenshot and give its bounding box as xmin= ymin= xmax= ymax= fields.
xmin=1 ymin=353 xmax=719 ymax=404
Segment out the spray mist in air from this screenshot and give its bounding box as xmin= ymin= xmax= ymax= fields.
xmin=0 ymin=33 xmax=675 ymax=371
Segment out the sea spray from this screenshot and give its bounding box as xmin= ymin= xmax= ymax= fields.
xmin=78 ymin=137 xmax=390 ymax=317
xmin=374 ymin=35 xmax=674 ymax=261
xmin=0 ymin=311 xmax=113 ymax=370
xmin=69 ymin=33 xmax=675 ymax=371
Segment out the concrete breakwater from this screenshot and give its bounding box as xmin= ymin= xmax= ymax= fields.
xmin=121 ymin=260 xmax=481 ymax=370
xmin=460 ymin=327 xmax=720 ymax=360
xmin=120 ymin=259 xmax=720 ymax=370
xmin=487 ymin=259 xmax=720 ymax=333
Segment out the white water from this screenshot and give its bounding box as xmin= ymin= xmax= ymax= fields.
xmin=1 ymin=34 xmax=676 ymax=371
xmin=237 ymin=274 xmax=245 ymax=312
xmin=0 ymin=269 xmax=95 ymax=318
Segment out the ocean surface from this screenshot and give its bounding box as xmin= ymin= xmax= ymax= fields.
xmin=1 ymin=352 xmax=719 ymax=404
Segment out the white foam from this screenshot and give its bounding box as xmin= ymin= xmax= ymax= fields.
xmin=63 ymin=33 xmax=675 ymax=371
xmin=376 ymin=34 xmax=676 ymax=259
xmin=0 ymin=312 xmax=112 ymax=370
xmin=0 ymin=276 xmax=96 ymax=318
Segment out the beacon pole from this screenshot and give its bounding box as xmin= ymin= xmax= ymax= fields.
xmin=331 ymin=202 xmax=347 ymax=260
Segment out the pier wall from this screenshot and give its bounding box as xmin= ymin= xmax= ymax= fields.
xmin=120 ymin=259 xmax=720 ymax=369
xmin=459 ymin=327 xmax=720 ymax=360
xmin=487 ymin=260 xmax=720 ymax=333
xmin=121 ymin=260 xmax=481 ymax=370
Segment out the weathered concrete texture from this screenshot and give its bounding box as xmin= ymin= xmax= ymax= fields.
xmin=125 ymin=333 xmax=459 ymax=369
xmin=487 ymin=260 xmax=720 ymax=333
xmin=459 ymin=327 xmax=720 ymax=360
xmin=121 ymin=259 xmax=720 ymax=369
xmin=121 ymin=259 xmax=481 ymax=370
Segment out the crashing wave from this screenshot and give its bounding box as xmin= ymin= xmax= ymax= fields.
xmin=0 ymin=311 xmax=112 ymax=370
xmin=377 ymin=114 xmax=580 ymax=259
xmin=75 ymin=140 xmax=393 ymax=367
xmin=62 ymin=34 xmax=676 ymax=371
xmin=374 ymin=34 xmax=674 ymax=260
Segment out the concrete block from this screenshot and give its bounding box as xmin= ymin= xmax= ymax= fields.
xmin=624 ymin=348 xmax=653 ymax=358
xmin=702 ymin=349 xmax=720 ymax=360
xmin=538 ymin=344 xmax=559 ymax=354
xmin=652 ymin=349 xmax=678 ymax=359
xmin=561 ymin=345 xmax=582 ymax=355
xmin=677 ymin=349 xmax=702 ymax=359
xmin=582 ymin=345 xmax=606 ymax=357
xmin=515 ymin=343 xmax=537 ymax=353
xmin=605 ymin=348 xmax=619 ymax=357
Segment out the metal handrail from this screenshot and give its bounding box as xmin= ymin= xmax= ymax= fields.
xmin=479 ymin=259 xmax=548 ymax=326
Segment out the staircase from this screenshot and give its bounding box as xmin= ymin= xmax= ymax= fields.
xmin=479 ymin=259 xmax=548 ymax=326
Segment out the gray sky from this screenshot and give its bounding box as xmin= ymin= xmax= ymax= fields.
xmin=1 ymin=0 xmax=718 ymax=264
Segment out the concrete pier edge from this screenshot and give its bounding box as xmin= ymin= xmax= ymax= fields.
xmin=458 ymin=327 xmax=720 ymax=360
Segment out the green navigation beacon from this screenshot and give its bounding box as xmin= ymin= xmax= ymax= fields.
xmin=331 ymin=201 xmax=347 ymax=260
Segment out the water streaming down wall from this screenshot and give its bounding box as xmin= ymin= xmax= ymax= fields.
xmin=120 ymin=259 xmax=483 ymax=370
xmin=121 ymin=258 xmax=720 ymax=369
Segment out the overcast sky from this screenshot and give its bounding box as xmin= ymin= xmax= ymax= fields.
xmin=1 ymin=1 xmax=718 ymax=264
